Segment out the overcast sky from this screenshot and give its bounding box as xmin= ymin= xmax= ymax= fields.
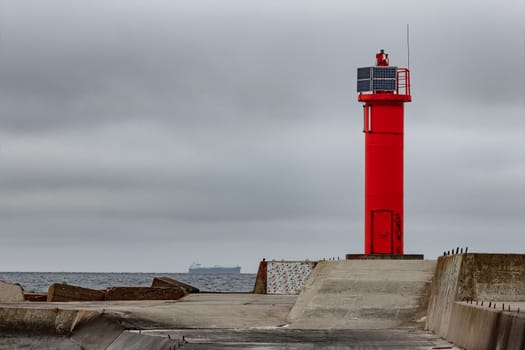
xmin=0 ymin=0 xmax=524 ymax=272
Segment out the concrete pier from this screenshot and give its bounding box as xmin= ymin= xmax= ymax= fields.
xmin=1 ymin=254 xmax=523 ymax=349
xmin=0 ymin=294 xmax=458 ymax=349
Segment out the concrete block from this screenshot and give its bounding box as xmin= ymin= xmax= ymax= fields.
xmin=48 ymin=283 xmax=105 ymax=302
xmin=151 ymin=276 xmax=199 ymax=293
xmin=0 ymin=280 xmax=25 ymax=303
xmin=253 ymin=260 xmax=267 ymax=294
xmin=72 ymin=315 xmax=124 ymax=350
xmin=0 ymin=307 xmax=98 ymax=334
xmin=105 ymin=287 xmax=186 ymax=301
xmin=24 ymin=292 xmax=48 ymax=302
xmin=107 ymin=332 xmax=180 ymax=350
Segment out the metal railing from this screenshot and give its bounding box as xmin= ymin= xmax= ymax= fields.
xmin=396 ymin=68 xmax=410 ymax=96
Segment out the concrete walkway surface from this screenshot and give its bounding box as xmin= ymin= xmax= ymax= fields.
xmin=0 ymin=333 xmax=81 ymax=350
xmin=139 ymin=328 xmax=461 ymax=349
xmin=0 ymin=328 xmax=459 ymax=350
xmin=0 ymin=291 xmax=459 ymax=349
xmin=1 ymin=259 xmax=486 ymax=349
xmin=0 ymin=293 xmax=297 ymax=330
xmin=289 ymin=260 xmax=436 ymax=329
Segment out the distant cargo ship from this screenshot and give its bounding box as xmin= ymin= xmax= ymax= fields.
xmin=188 ymin=263 xmax=241 ymax=274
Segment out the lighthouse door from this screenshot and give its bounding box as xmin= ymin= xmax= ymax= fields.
xmin=371 ymin=210 xmax=393 ymax=254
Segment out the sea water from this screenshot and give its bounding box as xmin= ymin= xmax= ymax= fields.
xmin=0 ymin=272 xmax=256 ymax=293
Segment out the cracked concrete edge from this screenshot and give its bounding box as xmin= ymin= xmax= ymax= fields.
xmin=107 ymin=331 xmax=181 ymax=350
xmin=0 ymin=306 xmax=100 ymax=335
xmin=71 ymin=314 xmax=125 ymax=350
xmin=71 ymin=312 xmax=181 ymax=350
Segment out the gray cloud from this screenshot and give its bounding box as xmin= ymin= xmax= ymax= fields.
xmin=0 ymin=0 xmax=523 ymax=271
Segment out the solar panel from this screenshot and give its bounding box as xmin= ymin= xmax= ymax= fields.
xmin=357 ymin=80 xmax=371 ymax=92
xmin=357 ymin=66 xmax=398 ymax=92
xmin=372 ymin=67 xmax=397 ymax=79
xmin=357 ymin=67 xmax=372 ymax=80
xmin=372 ymin=79 xmax=396 ymax=91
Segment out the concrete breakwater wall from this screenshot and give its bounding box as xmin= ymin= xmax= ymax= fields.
xmin=446 ymin=302 xmax=525 ymax=350
xmin=425 ymin=253 xmax=525 ymax=349
xmin=425 ymin=254 xmax=464 ymax=337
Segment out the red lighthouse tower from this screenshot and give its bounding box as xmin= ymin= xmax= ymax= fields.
xmin=357 ymin=50 xmax=411 ymax=255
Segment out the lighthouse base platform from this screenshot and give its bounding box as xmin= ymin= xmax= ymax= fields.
xmin=346 ymin=254 xmax=424 ymax=260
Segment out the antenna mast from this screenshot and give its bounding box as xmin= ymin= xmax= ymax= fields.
xmin=406 ymin=24 xmax=410 ymax=69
